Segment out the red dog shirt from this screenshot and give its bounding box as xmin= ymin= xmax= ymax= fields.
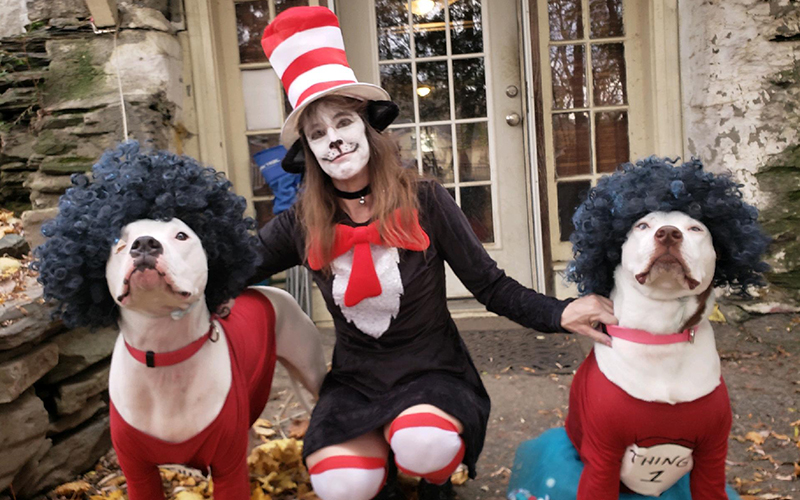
xmin=566 ymin=350 xmax=732 ymax=500
xmin=110 ymin=290 xmax=277 ymax=500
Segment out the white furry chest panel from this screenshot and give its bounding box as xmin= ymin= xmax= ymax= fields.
xmin=620 ymin=443 xmax=693 ymax=495
xmin=331 ymin=245 xmax=403 ymax=338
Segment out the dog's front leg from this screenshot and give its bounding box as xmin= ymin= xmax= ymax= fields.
xmin=116 ymin=455 xmax=167 ymax=499
xmin=210 ymin=455 xmax=250 ymax=500
xmin=576 ymin=436 xmax=625 ymax=500
xmin=689 ymin=426 xmax=732 ymax=499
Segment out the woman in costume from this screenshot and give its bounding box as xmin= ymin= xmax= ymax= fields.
xmin=254 ymin=7 xmax=616 ymax=500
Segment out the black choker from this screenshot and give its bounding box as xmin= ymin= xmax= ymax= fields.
xmin=333 ymin=185 xmax=371 ymax=205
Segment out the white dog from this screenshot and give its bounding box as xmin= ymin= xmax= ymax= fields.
xmin=566 ymin=210 xmax=732 ymax=499
xmin=105 ymin=218 xmax=326 ymax=499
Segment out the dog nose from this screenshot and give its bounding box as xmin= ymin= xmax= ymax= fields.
xmin=130 ymin=236 xmax=163 ymax=258
xmin=655 ymin=225 xmax=683 ymax=247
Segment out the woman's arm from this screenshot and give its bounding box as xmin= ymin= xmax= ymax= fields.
xmin=251 ymin=206 xmax=303 ymax=283
xmin=425 ymin=182 xmax=614 ymax=341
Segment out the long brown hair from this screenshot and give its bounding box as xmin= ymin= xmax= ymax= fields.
xmin=296 ymin=95 xmax=424 ymax=269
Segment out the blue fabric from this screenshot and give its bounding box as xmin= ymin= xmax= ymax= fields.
xmin=254 ymin=146 xmax=301 ymax=215
xmin=507 ymin=428 xmax=741 ymax=500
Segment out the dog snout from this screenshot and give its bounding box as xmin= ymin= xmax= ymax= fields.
xmin=655 ymin=225 xmax=682 ymax=247
xmin=130 ymin=236 xmax=164 ymax=259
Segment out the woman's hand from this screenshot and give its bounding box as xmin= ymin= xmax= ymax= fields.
xmin=561 ymin=295 xmax=617 ymax=346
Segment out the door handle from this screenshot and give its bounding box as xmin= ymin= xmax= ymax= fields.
xmin=505 ymin=113 xmax=521 ymax=126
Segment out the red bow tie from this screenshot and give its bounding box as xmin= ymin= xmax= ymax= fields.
xmin=308 ymin=211 xmax=429 ymax=306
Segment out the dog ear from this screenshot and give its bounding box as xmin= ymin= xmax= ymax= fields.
xmin=282 ymin=139 xmax=306 ymax=174
xmin=367 ymin=100 xmax=400 ymax=131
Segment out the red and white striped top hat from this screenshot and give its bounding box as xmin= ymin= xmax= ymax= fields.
xmin=262 ymin=6 xmax=390 ymax=148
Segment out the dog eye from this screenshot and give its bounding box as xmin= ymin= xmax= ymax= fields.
xmin=689 ymin=226 xmax=704 ymax=232
xmin=176 ymin=232 xmax=189 ymax=241
xmin=636 ymin=222 xmax=649 ymax=230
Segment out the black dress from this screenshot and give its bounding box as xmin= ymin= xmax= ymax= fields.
xmin=254 ymin=180 xmax=570 ymax=478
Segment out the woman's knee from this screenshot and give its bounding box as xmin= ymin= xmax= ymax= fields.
xmin=386 ymin=406 xmax=465 ymax=484
xmin=307 ymin=432 xmax=389 ymax=500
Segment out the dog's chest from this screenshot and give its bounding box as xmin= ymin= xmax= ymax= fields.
xmin=594 ymin=320 xmax=721 ymax=404
xmin=108 ymin=332 xmax=232 ymax=443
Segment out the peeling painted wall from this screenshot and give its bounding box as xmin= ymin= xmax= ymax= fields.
xmin=0 ymin=0 xmax=28 ymax=39
xmin=679 ymin=0 xmax=800 ymax=305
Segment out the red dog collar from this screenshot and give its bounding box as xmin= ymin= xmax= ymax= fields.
xmin=606 ymin=324 xmax=696 ymax=345
xmin=124 ymin=321 xmax=218 ymax=368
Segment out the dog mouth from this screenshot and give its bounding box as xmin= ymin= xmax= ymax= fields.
xmin=116 ymin=258 xmax=192 ymax=304
xmin=635 ymin=251 xmax=700 ymax=289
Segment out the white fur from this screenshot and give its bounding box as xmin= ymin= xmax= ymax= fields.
xmin=594 ymin=211 xmax=721 ymax=404
xmin=108 ymin=219 xmax=326 ymax=443
xmin=331 ymin=246 xmax=402 ymax=338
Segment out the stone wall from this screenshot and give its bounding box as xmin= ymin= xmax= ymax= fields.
xmin=679 ymin=0 xmax=800 ymax=308
xmin=0 ymin=0 xmax=193 ymax=497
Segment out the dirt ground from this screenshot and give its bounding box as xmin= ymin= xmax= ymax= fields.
xmin=263 ymin=313 xmax=800 ymax=500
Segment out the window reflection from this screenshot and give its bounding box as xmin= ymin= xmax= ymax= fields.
xmin=376 ymin=0 xmax=411 ymax=60
xmin=550 ymin=45 xmax=587 ymax=109
xmin=236 ymin=1 xmax=270 ymax=64
xmin=548 ymin=0 xmax=583 ymax=41
xmin=592 ymin=43 xmax=627 ymax=106
xmin=590 ymin=0 xmax=624 ymax=38
xmin=450 ymin=0 xmax=483 ymax=54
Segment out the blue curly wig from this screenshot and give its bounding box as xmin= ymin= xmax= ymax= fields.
xmin=566 ymin=157 xmax=771 ymax=297
xmin=33 ymin=142 xmax=261 ymax=328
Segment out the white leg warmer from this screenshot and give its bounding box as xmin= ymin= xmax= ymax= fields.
xmin=309 ymin=456 xmax=387 ymax=500
xmin=388 ymin=413 xmax=465 ymax=484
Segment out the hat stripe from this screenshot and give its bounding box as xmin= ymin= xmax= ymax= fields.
xmin=268 ymin=26 xmax=345 ymax=78
xmin=281 ymin=47 xmax=348 ymax=94
xmin=288 ymin=64 xmax=357 ymax=107
xmin=261 ymin=7 xmax=339 ymax=58
xmin=295 ymin=80 xmax=360 ymax=109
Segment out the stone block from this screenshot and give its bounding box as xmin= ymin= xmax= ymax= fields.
xmin=43 ymin=326 xmax=117 ymax=384
xmin=26 ymin=0 xmax=90 ymax=23
xmin=47 ymin=393 xmax=106 ymax=436
xmin=0 ymin=281 xmax=62 ymax=351
xmin=20 ymin=207 xmax=59 ymax=249
xmin=0 ymin=342 xmax=58 ymax=404
xmin=32 ymin=130 xmax=76 ymax=156
xmin=0 ymin=233 xmax=29 ymax=259
xmin=0 ymin=170 xmax=30 ymax=184
xmin=0 ymin=128 xmax=35 ymax=161
xmin=31 ymin=190 xmax=62 ymax=209
xmin=120 ymin=4 xmax=173 ymax=33
xmin=0 ymin=389 xmax=49 ymax=492
xmin=23 ymin=171 xmax=73 ymax=193
xmin=7 ymin=438 xmax=51 ymax=497
xmin=36 ymin=113 xmax=84 ymax=130
xmin=38 ymin=155 xmax=95 ymax=174
xmin=15 ymin=413 xmax=111 ymax=498
xmin=53 ymin=360 xmax=110 ymax=415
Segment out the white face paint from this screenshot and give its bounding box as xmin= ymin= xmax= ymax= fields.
xmin=302 ymin=101 xmax=370 ymax=181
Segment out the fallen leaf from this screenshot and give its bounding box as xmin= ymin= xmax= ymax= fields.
xmin=175 ymin=492 xmax=205 ymax=500
xmin=745 ymin=431 xmax=767 ymax=445
xmin=451 ymin=464 xmax=469 ymax=485
xmin=288 ymin=418 xmax=310 ymax=439
xmin=54 ymin=480 xmax=92 ymax=496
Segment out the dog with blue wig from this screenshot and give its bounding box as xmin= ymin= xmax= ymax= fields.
xmin=509 ymin=157 xmax=769 ymax=500
xmin=34 ymin=142 xmax=327 ymax=500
